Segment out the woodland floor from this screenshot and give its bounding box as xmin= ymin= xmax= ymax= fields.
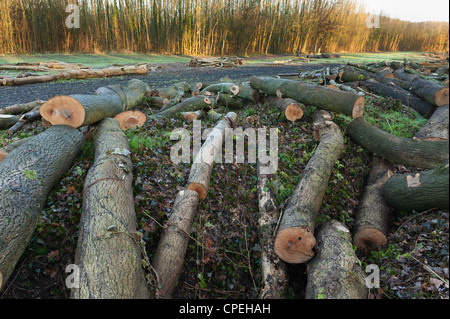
xmin=0 ymin=57 xmax=448 ymax=300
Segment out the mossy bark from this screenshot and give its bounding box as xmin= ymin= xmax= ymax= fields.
xmin=71 ymin=118 xmax=149 ymax=299
xmin=347 ymin=117 xmax=449 ymax=169
xmin=250 ymin=76 xmax=364 ymax=118
xmin=383 ymin=161 xmax=449 ymax=212
xmin=306 ymin=220 xmax=368 ymax=299
xmin=0 ymin=126 xmax=85 ymax=290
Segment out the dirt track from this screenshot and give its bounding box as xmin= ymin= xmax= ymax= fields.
xmin=0 ymin=62 xmax=333 ymax=108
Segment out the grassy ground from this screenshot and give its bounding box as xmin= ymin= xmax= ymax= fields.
xmin=0 ymin=53 xmax=448 ymax=299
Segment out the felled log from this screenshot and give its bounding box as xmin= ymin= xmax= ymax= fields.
xmin=40 ymin=79 xmax=149 ymax=128
xmin=147 ymin=97 xmax=169 ymax=109
xmin=353 ymin=157 xmax=394 ymax=252
xmin=0 ymin=138 xmax=31 ymax=163
xmin=383 ymin=161 xmax=449 ymax=212
xmin=306 ymin=220 xmax=368 ymax=299
xmin=114 ymin=110 xmax=147 ymax=130
xmin=394 ymin=69 xmax=449 ymax=106
xmin=152 ymin=189 xmax=200 ymax=299
xmin=187 ymin=112 xmax=238 ymax=199
xmin=257 ymin=162 xmax=288 ymax=299
xmin=0 ymin=100 xmax=45 ymax=115
xmin=274 ymin=110 xmax=344 ymax=264
xmin=250 ymin=76 xmax=365 ymax=118
xmin=263 ymin=96 xmax=304 ymax=122
xmin=7 ymin=106 xmax=42 ymax=135
xmin=346 ymin=117 xmax=449 ymax=169
xmin=414 ymin=104 xmax=449 ymax=141
xmin=359 ymin=79 xmax=436 ymax=118
xmin=202 ymin=83 xmax=240 ymax=96
xmin=207 ymin=109 xmax=224 ymax=121
xmin=182 ymin=110 xmax=206 ymax=122
xmin=0 ymin=64 xmax=148 ymax=86
xmin=0 ymin=115 xmax=20 ymax=130
xmin=151 ymin=96 xmax=216 ymax=119
xmin=216 ymin=93 xmax=247 ymax=110
xmin=0 ymin=125 xmax=85 ymax=290
xmin=71 ymin=118 xmax=148 ymax=299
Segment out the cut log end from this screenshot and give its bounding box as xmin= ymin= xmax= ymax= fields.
xmin=285 ymin=103 xmax=304 ymax=122
xmin=353 ymin=228 xmax=388 ymax=252
xmin=187 ymin=182 xmax=207 ymax=200
xmin=352 ymin=96 xmax=365 ymax=118
xmin=274 ymin=226 xmax=316 ymax=264
xmin=40 ymin=96 xmax=85 ymax=128
xmin=0 ymin=150 xmax=8 ymax=163
xmin=436 ymin=87 xmax=449 ymax=107
xmin=114 ymin=110 xmax=147 ymax=130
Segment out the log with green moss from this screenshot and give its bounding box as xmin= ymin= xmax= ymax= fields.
xmin=250 ymin=76 xmax=365 ymax=118
xmin=152 ymin=96 xmax=216 ymax=120
xmin=71 ymin=118 xmax=149 ymax=299
xmin=347 ymin=117 xmax=449 ymax=169
xmin=383 ymin=161 xmax=449 ymax=213
xmin=414 ymin=104 xmax=449 ymax=141
xmin=274 ymin=110 xmax=344 ymax=264
xmin=0 ymin=125 xmax=85 ymax=291
xmin=306 ymin=220 xmax=368 ymax=299
xmin=0 ymin=115 xmax=20 ymax=130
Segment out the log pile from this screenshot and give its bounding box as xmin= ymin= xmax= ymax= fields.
xmin=188 ymin=57 xmax=244 ymax=68
xmin=0 ymin=63 xmax=149 ymax=86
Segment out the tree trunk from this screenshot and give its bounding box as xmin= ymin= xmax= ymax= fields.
xmin=274 ymin=110 xmax=344 ymax=264
xmin=187 ymin=112 xmax=238 ymax=199
xmin=383 ymin=161 xmax=449 ymax=212
xmin=0 ymin=64 xmax=148 ymax=87
xmin=152 ymin=189 xmax=200 ymax=299
xmin=347 ymin=117 xmax=449 ymax=169
xmin=250 ymin=76 xmax=365 ymax=118
xmin=202 ymin=83 xmax=240 ymax=96
xmin=305 ymin=220 xmax=368 ymax=299
xmin=263 ymin=96 xmax=304 ymax=122
xmin=359 ymin=79 xmax=436 ymax=118
xmin=353 ymin=157 xmax=394 ymax=252
xmin=216 ymin=93 xmax=248 ymax=110
xmin=0 ymin=125 xmax=85 ymax=290
xmin=0 ymin=138 xmax=32 ymax=163
xmin=40 ymin=79 xmax=149 ymax=128
xmin=394 ymin=69 xmax=449 ymax=106
xmin=7 ymin=106 xmax=42 ymax=135
xmin=0 ymin=100 xmax=45 ymax=115
xmin=71 ymin=118 xmax=149 ymax=299
xmin=257 ymin=162 xmax=288 ymax=299
xmin=151 ymin=96 xmax=216 ymax=120
xmin=0 ymin=115 xmax=20 ymax=130
xmin=414 ymin=104 xmax=449 ymax=141
xmin=182 ymin=110 xmax=206 ymax=122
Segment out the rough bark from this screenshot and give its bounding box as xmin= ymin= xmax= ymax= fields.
xmin=383 ymin=161 xmax=449 ymax=212
xmin=40 ymin=79 xmax=149 ymax=128
xmin=257 ymin=162 xmax=288 ymax=299
xmin=0 ymin=125 xmax=85 ymax=290
xmin=71 ymin=118 xmax=149 ymax=299
xmin=274 ymin=110 xmax=344 ymax=264
xmin=347 ymin=117 xmax=449 ymax=169
xmin=353 ymin=157 xmax=395 ymax=252
xmin=263 ymin=96 xmax=304 ymax=122
xmin=359 ymin=79 xmax=436 ymax=118
xmin=414 ymin=104 xmax=449 ymax=141
xmin=187 ymin=112 xmax=238 ymax=199
xmin=306 ymin=220 xmax=368 ymax=299
xmin=250 ymin=76 xmax=365 ymax=118
xmin=216 ymin=93 xmax=248 ymax=110
xmin=152 ymin=189 xmax=200 ymax=299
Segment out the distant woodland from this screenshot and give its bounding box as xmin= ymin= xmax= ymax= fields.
xmin=0 ymin=0 xmax=449 ymax=55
